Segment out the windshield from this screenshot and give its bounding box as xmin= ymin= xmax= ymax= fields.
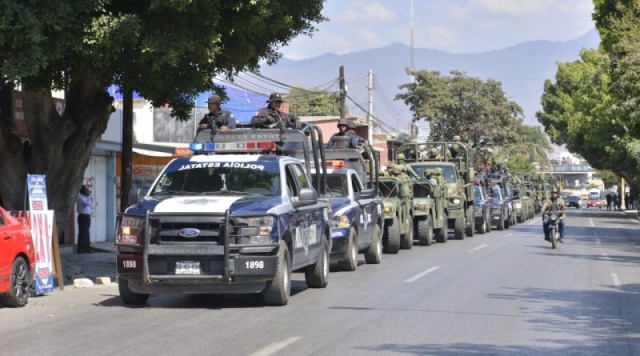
xmin=380 ymin=180 xmax=399 ymax=198
xmin=412 ymin=164 xmax=458 ymax=183
xmin=322 ymin=174 xmax=349 ymax=197
xmin=490 ymin=186 xmax=503 ymax=200
xmin=151 ymin=160 xmax=281 ymax=196
xmin=474 ymin=186 xmax=484 ymax=200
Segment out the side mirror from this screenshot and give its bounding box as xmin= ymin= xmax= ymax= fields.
xmin=295 ymin=188 xmax=318 ymax=207
xmin=128 ymin=188 xmax=144 ymax=206
xmin=356 ymin=188 xmax=377 ymax=200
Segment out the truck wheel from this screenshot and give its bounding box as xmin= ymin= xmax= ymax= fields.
xmin=477 ymin=218 xmax=487 ymax=234
xmin=338 ymin=228 xmax=358 ymax=271
xmin=118 ymin=277 xmax=150 ymax=305
xmin=504 ymin=216 xmax=510 ymax=229
xmin=417 ymin=216 xmax=433 ymax=246
xmin=262 ymin=242 xmax=291 ymax=306
xmin=383 ymin=217 xmax=401 ymax=254
xmin=511 ymin=214 xmax=517 ymax=226
xmin=0 ymin=257 xmax=30 ymax=308
xmin=497 ymin=216 xmax=505 ymax=230
xmin=364 ymin=225 xmax=382 ymax=264
xmin=454 ymin=217 xmax=465 ymax=240
xmin=305 ymin=239 xmax=329 ymax=288
xmin=465 ymin=206 xmax=475 ymax=237
xmin=402 ymin=219 xmax=415 ymax=248
xmin=486 ymin=216 xmax=492 ymax=232
xmin=435 ymin=225 xmax=448 ymax=243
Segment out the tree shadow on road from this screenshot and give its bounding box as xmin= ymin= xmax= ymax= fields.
xmin=356 ymin=284 xmax=640 ymax=355
xmin=93 ymin=280 xmax=309 ymax=309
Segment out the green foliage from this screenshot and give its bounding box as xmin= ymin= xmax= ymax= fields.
xmin=0 ymin=0 xmax=327 ymax=119
xmin=286 ymin=87 xmax=343 ymax=116
xmin=397 ymin=70 xmax=552 ymax=166
xmin=595 ymin=170 xmax=619 ymax=187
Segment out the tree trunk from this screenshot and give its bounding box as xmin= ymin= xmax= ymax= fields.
xmin=0 ymin=77 xmax=114 ymax=240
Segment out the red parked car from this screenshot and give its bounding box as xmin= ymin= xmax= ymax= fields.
xmin=0 ymin=207 xmax=35 ymax=307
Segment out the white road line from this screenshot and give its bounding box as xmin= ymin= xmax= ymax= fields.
xmin=526 ymin=217 xmax=541 ymax=226
xmin=249 ymin=337 xmax=302 ymax=356
xmin=505 ymin=233 xmax=513 ymax=237
xmin=589 ymin=218 xmax=595 ymax=227
xmin=468 ymin=244 xmax=489 ymax=253
xmin=405 ymin=266 xmax=440 ymax=283
xmin=611 ymin=273 xmax=621 ymax=287
xmin=601 ymin=253 xmax=610 ymax=261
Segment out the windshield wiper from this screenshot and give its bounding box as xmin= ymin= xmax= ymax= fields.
xmin=209 ymin=190 xmax=259 ymax=196
xmin=151 ymin=190 xmax=195 ymax=196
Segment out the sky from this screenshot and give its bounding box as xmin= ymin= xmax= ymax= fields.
xmin=281 ymin=0 xmax=596 ymax=60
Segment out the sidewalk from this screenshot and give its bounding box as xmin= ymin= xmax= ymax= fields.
xmin=59 ymin=242 xmax=117 ymax=286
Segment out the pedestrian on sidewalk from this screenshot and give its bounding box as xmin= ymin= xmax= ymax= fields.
xmin=606 ymin=193 xmax=612 ymax=211
xmin=77 ymin=185 xmax=93 ymax=253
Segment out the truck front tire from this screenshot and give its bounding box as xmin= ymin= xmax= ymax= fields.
xmin=262 ymin=242 xmax=291 ymax=306
xmin=383 ymin=217 xmax=401 ymax=254
xmin=306 ymin=239 xmax=329 ymax=288
xmin=118 ymin=277 xmax=150 ymax=305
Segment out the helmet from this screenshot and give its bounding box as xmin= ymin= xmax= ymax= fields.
xmin=346 ymin=121 xmax=357 ymax=130
xmin=551 ymin=188 xmax=559 ymax=194
xmin=435 ymin=167 xmax=443 ymax=175
xmin=430 ymin=148 xmax=439 ymax=155
xmin=397 ymin=153 xmax=406 ymax=161
xmin=453 ymin=135 xmax=461 ymax=142
xmin=207 ymin=95 xmax=222 ymax=103
xmin=337 ymin=119 xmax=349 ymax=128
xmin=266 ymin=93 xmax=284 ymax=103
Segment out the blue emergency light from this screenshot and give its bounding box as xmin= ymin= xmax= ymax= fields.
xmin=190 ymin=142 xmax=216 ymax=152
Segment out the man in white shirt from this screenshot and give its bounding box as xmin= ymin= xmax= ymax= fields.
xmin=77 ymin=185 xmax=93 ymax=253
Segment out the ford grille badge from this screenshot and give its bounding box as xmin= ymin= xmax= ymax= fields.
xmin=179 ymin=228 xmax=201 ymax=238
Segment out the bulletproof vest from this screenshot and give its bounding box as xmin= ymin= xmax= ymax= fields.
xmin=332 ymin=135 xmax=350 ymax=149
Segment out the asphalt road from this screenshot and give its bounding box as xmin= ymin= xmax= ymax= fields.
xmin=1 ymin=208 xmax=639 ymax=356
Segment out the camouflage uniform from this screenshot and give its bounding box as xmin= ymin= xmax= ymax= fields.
xmin=391 ymin=154 xmax=421 ymax=180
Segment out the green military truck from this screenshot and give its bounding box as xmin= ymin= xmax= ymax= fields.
xmin=379 ymin=174 xmax=415 ymax=253
xmin=398 ymin=141 xmax=475 ymax=240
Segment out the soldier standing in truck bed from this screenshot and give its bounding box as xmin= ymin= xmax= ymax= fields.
xmin=251 ymin=93 xmax=302 ymax=129
xmin=198 ymin=95 xmax=236 ymax=132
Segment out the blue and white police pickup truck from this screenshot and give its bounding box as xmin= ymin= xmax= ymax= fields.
xmin=115 ymin=127 xmax=332 ymax=306
xmin=313 ymin=147 xmax=384 ymax=271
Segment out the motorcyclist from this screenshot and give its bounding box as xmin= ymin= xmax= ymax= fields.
xmin=540 ymin=189 xmax=567 ymax=241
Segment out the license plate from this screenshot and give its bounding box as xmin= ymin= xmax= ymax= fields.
xmin=175 ymin=261 xmax=201 ymax=275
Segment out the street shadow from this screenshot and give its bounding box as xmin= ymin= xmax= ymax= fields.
xmin=357 ymin=284 xmax=640 ymax=355
xmin=94 ymin=280 xmax=309 ymax=310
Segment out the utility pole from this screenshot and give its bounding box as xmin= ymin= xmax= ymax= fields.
xmin=339 ymin=65 xmax=346 ymax=119
xmin=120 ymin=89 xmax=133 ymax=213
xmin=367 ymin=69 xmax=373 ymax=144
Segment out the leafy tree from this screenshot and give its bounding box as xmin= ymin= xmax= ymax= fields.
xmin=286 ymin=87 xmax=343 ymax=116
xmin=396 ymin=70 xmax=550 ymax=166
xmin=0 ymin=0 xmax=326 ymax=234
xmin=595 ymin=170 xmax=619 ymax=187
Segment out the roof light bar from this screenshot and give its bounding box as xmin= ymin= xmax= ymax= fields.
xmin=189 ymin=141 xmax=276 ymax=153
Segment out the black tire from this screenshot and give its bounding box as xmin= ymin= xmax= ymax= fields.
xmin=504 ymin=215 xmax=510 ymax=229
xmin=0 ymin=257 xmax=31 ymax=308
xmin=517 ymin=214 xmax=523 ymax=223
xmin=383 ymin=217 xmax=401 ymax=254
xmin=417 ymin=216 xmax=434 ymax=246
xmin=486 ymin=216 xmax=492 ymax=232
xmin=497 ymin=216 xmax=505 ymax=231
xmin=118 ymin=277 xmax=150 ymax=305
xmin=435 ymin=226 xmax=448 ymax=243
xmin=550 ymin=227 xmax=557 ymax=249
xmin=454 ymin=217 xmax=465 ymax=240
xmin=338 ymin=227 xmax=358 ymax=271
xmin=477 ymin=217 xmax=487 ymax=234
xmin=365 ymin=225 xmax=382 ymax=264
xmin=465 ymin=206 xmax=475 ymax=237
xmin=511 ymin=214 xmax=517 ymax=226
xmin=402 ymin=219 xmax=415 ymax=248
xmin=305 ymin=239 xmax=329 ymax=288
xmin=402 ymin=220 xmax=414 ymax=250
xmin=262 ymin=242 xmax=291 ymax=306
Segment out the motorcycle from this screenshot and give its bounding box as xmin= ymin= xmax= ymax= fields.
xmin=545 ymin=213 xmax=560 ymax=249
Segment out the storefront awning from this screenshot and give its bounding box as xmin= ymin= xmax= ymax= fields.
xmin=132 ymin=143 xmax=192 ymax=157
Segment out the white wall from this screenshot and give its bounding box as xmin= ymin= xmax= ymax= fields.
xmin=101 ymin=100 xmax=154 ymax=144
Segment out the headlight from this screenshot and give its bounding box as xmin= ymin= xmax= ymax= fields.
xmin=117 ymin=215 xmax=144 ymax=244
xmin=415 ymin=204 xmax=426 ymax=211
xmin=452 ymin=199 xmax=461 ymax=205
xmin=247 ymin=216 xmax=275 ymax=236
xmin=384 ymin=206 xmax=392 ymax=213
xmin=332 ymin=215 xmax=350 ymax=228
xmin=515 ymin=203 xmax=522 ymax=209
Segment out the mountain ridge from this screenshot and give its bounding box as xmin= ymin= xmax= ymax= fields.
xmin=260 ymin=28 xmax=601 ymax=129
